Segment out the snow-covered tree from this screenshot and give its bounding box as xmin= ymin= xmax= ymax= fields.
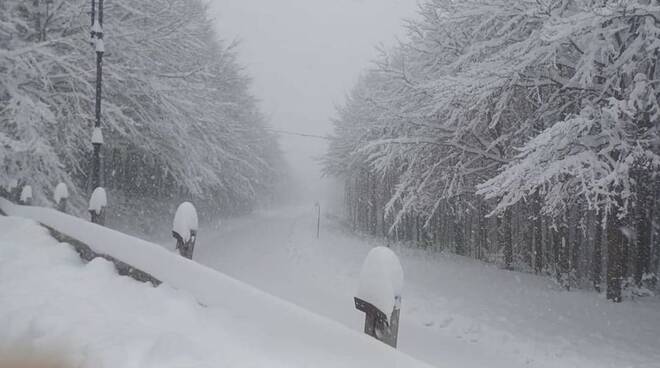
xmin=1 ymin=0 xmax=283 ymax=224
xmin=325 ymin=0 xmax=660 ymax=300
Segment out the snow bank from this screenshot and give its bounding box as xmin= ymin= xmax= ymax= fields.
xmin=20 ymin=185 xmax=32 ymax=202
xmin=88 ymin=187 xmax=106 ymax=214
xmin=0 ymin=200 xmax=433 ymax=368
xmin=173 ymin=202 xmax=198 ymax=241
xmin=357 ymin=247 xmax=404 ymax=317
xmin=53 ymin=183 xmax=69 ymax=204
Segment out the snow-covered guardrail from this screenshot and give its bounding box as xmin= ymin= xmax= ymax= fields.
xmin=0 ymin=198 xmax=435 ymax=368
xmin=0 ymin=198 xmax=160 ymax=285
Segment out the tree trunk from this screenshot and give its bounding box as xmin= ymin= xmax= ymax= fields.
xmin=593 ymin=210 xmax=603 ymax=293
xmin=570 ymin=204 xmax=581 ymax=282
xmin=478 ymin=201 xmax=487 ymax=261
xmin=558 ymin=212 xmax=570 ymax=290
xmin=534 ymin=194 xmax=543 ymax=274
xmin=551 ymin=224 xmax=560 ymax=282
xmin=503 ymin=209 xmax=513 ymax=270
xmin=607 ymin=209 xmax=624 ymax=302
xmin=454 ymin=203 xmax=465 ymax=255
xmin=634 ymin=169 xmax=653 ymax=286
xmin=652 ymin=177 xmax=660 ymax=289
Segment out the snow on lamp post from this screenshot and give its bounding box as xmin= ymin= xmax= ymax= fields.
xmin=172 ymin=202 xmax=198 ymax=260
xmin=354 ymin=246 xmax=404 ymax=348
xmin=88 ymin=187 xmax=107 ymax=225
xmin=54 ymin=183 xmax=69 ymax=213
xmin=19 ymin=185 xmax=33 ymax=206
xmin=89 ymin=0 xmax=105 ymax=224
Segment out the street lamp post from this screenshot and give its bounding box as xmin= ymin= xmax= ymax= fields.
xmin=90 ymin=0 xmax=105 ymax=224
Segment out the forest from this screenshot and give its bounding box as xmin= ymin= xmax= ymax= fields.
xmin=324 ymin=0 xmax=660 ymax=302
xmin=0 ymin=0 xmax=284 ymax=232
xmin=2 ymin=0 xmax=660 ymax=366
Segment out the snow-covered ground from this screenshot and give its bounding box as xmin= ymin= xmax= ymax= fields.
xmin=0 ymin=213 xmax=432 ymax=368
xmin=189 ymin=205 xmax=660 ymax=368
xmin=2 ymin=204 xmax=659 ymax=368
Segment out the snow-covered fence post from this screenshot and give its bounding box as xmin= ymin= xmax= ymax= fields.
xmin=54 ymin=183 xmax=69 ymax=212
xmin=6 ymin=179 xmax=20 ymax=202
xmin=172 ymin=202 xmax=198 ymax=260
xmin=88 ymin=187 xmax=107 ymax=225
xmin=19 ymin=185 xmax=33 ymax=206
xmin=354 ymin=246 xmax=403 ymax=348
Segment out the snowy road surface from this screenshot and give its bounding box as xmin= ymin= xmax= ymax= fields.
xmin=192 ymin=205 xmax=660 ymax=368
xmin=0 ymin=215 xmax=433 ymax=368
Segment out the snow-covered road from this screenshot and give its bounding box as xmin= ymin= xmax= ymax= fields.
xmin=0 ymin=212 xmax=433 ymax=368
xmin=192 ymin=205 xmax=660 ymax=368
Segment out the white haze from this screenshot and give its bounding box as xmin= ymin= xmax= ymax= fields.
xmin=208 ymin=0 xmax=419 ymax=206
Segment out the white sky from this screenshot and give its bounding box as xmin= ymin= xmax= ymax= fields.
xmin=208 ymin=0 xmax=419 ymax=203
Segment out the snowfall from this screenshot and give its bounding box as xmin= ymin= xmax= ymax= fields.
xmin=1 ymin=202 xmax=660 ymax=368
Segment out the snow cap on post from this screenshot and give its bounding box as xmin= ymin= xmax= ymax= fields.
xmin=20 ymin=186 xmax=32 ymax=203
xmin=91 ymin=127 xmax=104 ymax=145
xmin=54 ymin=183 xmax=69 ymax=204
xmin=91 ymin=19 xmax=102 ymax=34
xmin=95 ymin=38 xmax=105 ymax=53
xmin=88 ymin=187 xmax=107 ymax=214
xmin=357 ymin=246 xmax=404 ymax=318
xmin=173 ymin=202 xmax=198 ymax=242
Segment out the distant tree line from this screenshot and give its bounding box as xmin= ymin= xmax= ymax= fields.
xmin=0 ymin=0 xmax=284 ymax=230
xmin=324 ymin=0 xmax=660 ymax=302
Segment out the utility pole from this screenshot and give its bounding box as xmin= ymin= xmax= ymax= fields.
xmin=315 ymin=202 xmax=321 ymax=239
xmin=90 ymin=0 xmax=106 ymax=224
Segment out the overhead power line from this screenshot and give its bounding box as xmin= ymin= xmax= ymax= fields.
xmin=266 ymin=128 xmax=332 ymax=140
